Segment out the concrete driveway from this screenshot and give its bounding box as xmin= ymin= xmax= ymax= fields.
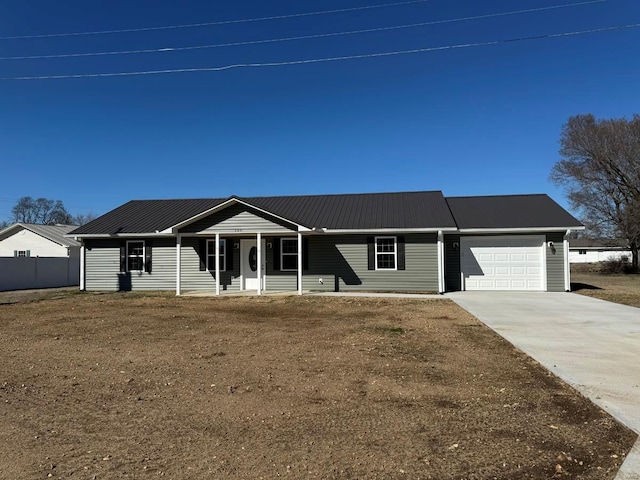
xmin=448 ymin=291 xmax=640 ymax=480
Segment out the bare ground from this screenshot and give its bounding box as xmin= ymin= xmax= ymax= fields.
xmin=0 ymin=291 xmax=635 ymax=479
xmin=571 ymin=268 xmax=640 ymax=308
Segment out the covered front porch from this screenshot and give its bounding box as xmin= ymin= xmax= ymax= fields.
xmin=175 ymin=232 xmax=304 ymax=296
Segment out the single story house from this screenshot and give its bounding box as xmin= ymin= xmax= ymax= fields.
xmin=569 ymin=238 xmax=632 ymax=264
xmin=0 ymin=223 xmax=80 ymax=258
xmin=67 ymin=191 xmax=583 ymax=294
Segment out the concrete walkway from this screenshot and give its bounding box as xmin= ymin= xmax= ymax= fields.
xmin=448 ymin=291 xmax=640 ymax=480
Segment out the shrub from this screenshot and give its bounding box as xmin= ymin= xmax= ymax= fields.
xmin=599 ymin=258 xmax=633 ymax=274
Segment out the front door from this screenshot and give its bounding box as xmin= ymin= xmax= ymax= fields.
xmin=241 ymin=239 xmax=266 ymax=290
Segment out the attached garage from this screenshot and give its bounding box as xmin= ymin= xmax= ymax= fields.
xmin=460 ymin=236 xmax=545 ymax=291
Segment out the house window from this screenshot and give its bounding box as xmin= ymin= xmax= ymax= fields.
xmin=281 ymin=238 xmax=298 ymax=271
xmin=17 ymin=250 xmax=27 ymax=257
xmin=206 ymin=239 xmax=226 ymax=271
xmin=127 ymin=241 xmax=145 ymax=272
xmin=578 ymin=249 xmax=587 ymax=255
xmin=375 ymin=236 xmax=397 ymax=270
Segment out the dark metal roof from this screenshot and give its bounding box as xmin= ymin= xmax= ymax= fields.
xmin=243 ymin=191 xmax=457 ymax=230
xmin=70 ymin=198 xmax=226 ymax=235
xmin=446 ymin=194 xmax=583 ymax=229
xmin=70 ymin=191 xmax=456 ymax=235
xmin=69 ymin=191 xmax=582 ymax=236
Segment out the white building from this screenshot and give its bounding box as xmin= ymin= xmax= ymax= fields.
xmin=569 ymin=238 xmax=631 ymax=264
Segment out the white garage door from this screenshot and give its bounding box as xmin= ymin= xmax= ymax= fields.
xmin=461 ymin=236 xmax=545 ymax=291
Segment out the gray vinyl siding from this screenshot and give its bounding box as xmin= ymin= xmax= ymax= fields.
xmin=180 ymin=237 xmax=241 ymax=292
xmin=302 ymin=234 xmax=438 ymax=292
xmin=546 ymin=232 xmax=566 ymax=292
xmin=265 ymin=244 xmax=298 ymax=291
xmin=180 ymin=204 xmax=296 ymax=234
xmin=444 ymin=234 xmax=461 ymax=292
xmin=85 ymin=238 xmax=176 ymax=291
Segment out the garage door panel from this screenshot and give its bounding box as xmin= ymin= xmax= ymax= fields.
xmin=461 ymin=236 xmax=544 ymax=291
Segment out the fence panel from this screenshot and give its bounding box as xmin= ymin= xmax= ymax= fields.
xmin=0 ymin=257 xmax=79 ymax=291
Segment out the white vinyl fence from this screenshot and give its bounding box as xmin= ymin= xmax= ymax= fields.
xmin=0 ymin=257 xmax=80 ymax=291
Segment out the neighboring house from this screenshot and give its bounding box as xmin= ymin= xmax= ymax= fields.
xmin=67 ymin=191 xmax=583 ymax=294
xmin=569 ymin=238 xmax=632 ymax=264
xmin=0 ymin=223 xmax=80 ymax=258
xmin=0 ymin=223 xmax=81 ymax=291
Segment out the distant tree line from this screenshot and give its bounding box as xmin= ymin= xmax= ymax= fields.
xmin=0 ymin=196 xmax=97 ymax=229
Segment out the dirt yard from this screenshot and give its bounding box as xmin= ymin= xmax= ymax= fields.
xmin=572 ymin=269 xmax=640 ymax=308
xmin=0 ymin=291 xmax=635 ymax=479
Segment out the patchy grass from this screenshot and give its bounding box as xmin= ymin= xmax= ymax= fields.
xmin=373 ymin=325 xmax=405 ymax=335
xmin=571 ymin=269 xmax=640 ymax=308
xmin=0 ymin=292 xmax=635 ymax=479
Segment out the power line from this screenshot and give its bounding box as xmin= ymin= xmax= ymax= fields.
xmin=0 ymin=0 xmax=432 ymax=40
xmin=0 ymin=0 xmax=606 ymax=61
xmin=3 ymin=22 xmax=638 ymax=81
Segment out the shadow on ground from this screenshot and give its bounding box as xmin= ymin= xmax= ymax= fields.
xmin=571 ymin=282 xmax=603 ymax=291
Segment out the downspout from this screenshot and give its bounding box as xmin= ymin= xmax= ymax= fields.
xmin=564 ymin=229 xmax=571 ymax=291
xmin=437 ymin=231 xmax=444 ymax=294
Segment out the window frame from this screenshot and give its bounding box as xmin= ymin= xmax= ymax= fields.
xmin=17 ymin=250 xmax=27 ymax=257
xmin=126 ymin=240 xmax=145 ymax=272
xmin=375 ymin=236 xmax=397 ymax=271
xmin=206 ymin=238 xmax=227 ymax=272
xmin=280 ymin=237 xmax=299 ymax=272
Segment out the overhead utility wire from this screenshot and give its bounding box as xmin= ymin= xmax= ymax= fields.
xmin=0 ymin=0 xmax=606 ymax=61
xmin=3 ymin=22 xmax=638 ymax=81
xmin=0 ymin=0 xmax=432 ymax=40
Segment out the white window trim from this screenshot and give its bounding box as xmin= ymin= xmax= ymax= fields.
xmin=280 ymin=237 xmax=299 ymax=272
xmin=375 ymin=236 xmax=397 ymax=271
xmin=206 ymin=238 xmax=226 ymax=272
xmin=126 ymin=240 xmax=145 ymax=272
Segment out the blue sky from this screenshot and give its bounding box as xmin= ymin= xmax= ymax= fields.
xmin=1 ymin=0 xmax=638 ymax=223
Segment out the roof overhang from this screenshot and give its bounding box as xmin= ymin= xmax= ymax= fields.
xmin=319 ymin=227 xmax=458 ymax=234
xmin=457 ymin=226 xmax=585 ymax=234
xmin=66 ymin=233 xmax=175 ymax=240
xmin=165 ymin=197 xmax=308 ymax=234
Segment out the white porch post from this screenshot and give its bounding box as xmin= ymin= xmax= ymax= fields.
xmin=437 ymin=231 xmax=444 ymax=294
xmin=176 ymin=234 xmax=182 ymax=296
xmin=79 ymin=241 xmax=85 ymax=291
xmin=256 ymin=232 xmax=262 ymax=295
xmin=215 ymin=233 xmax=220 ymax=296
xmin=298 ymin=232 xmax=303 ymax=295
xmin=564 ymin=229 xmax=571 ymax=291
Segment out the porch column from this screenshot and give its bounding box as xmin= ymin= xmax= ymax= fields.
xmin=564 ymin=229 xmax=571 ymax=291
xmin=215 ymin=233 xmax=220 ymax=296
xmin=256 ymin=232 xmax=262 ymax=295
xmin=79 ymin=241 xmax=85 ymax=291
xmin=298 ymin=233 xmax=303 ymax=295
xmin=176 ymin=234 xmax=181 ymax=296
xmin=437 ymin=231 xmax=444 ymax=294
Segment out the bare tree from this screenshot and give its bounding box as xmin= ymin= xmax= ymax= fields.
xmin=551 ymin=114 xmax=640 ymax=272
xmin=11 ymin=197 xmax=73 ymax=225
xmin=72 ymin=212 xmax=98 ymax=226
